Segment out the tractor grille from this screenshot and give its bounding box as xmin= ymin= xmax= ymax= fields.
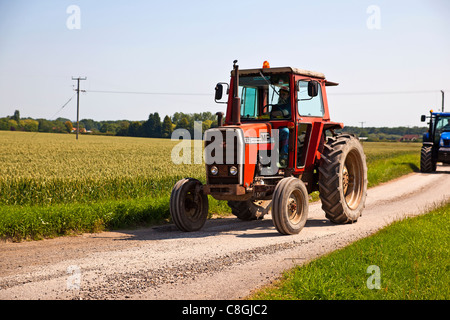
xmin=443 ymin=139 xmax=450 ymax=147
xmin=204 ymin=128 xmax=244 ymax=185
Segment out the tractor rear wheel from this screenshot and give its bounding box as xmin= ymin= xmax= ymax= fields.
xmin=271 ymin=177 xmax=309 ymax=235
xmin=170 ymin=178 xmax=208 ymax=232
xmin=319 ymin=134 xmax=367 ymax=224
xmin=420 ymin=145 xmax=436 ymax=172
xmin=227 ymin=200 xmax=271 ymax=220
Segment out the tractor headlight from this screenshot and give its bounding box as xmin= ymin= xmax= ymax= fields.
xmin=210 ymin=166 xmax=219 ymax=175
xmin=440 ymin=138 xmax=444 ymax=146
xmin=229 ymin=166 xmax=238 ymax=176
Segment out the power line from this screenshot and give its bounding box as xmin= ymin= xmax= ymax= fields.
xmin=30 ymin=94 xmax=76 ymax=139
xmin=328 ymin=90 xmax=444 ymax=96
xmin=85 ymin=89 xmax=447 ymax=97
xmin=85 ymin=90 xmax=211 ymax=96
xmin=48 ymin=94 xmax=76 ymax=120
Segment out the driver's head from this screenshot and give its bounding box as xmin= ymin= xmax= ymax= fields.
xmin=279 ymin=87 xmax=289 ymax=104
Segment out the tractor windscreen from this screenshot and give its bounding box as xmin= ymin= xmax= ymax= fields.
xmin=238 ymin=74 xmax=291 ymax=120
xmin=434 ymin=116 xmax=450 ymax=144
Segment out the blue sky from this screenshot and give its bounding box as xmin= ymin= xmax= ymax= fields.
xmin=0 ymin=0 xmax=449 ymax=127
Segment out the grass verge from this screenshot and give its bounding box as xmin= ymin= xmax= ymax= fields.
xmin=250 ymin=202 xmax=450 ymax=300
xmin=0 ymin=196 xmax=229 ymax=241
xmin=366 ymin=153 xmax=419 ymax=187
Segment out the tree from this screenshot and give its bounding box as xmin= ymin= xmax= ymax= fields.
xmin=116 ymin=121 xmax=130 ymax=136
xmin=37 ymin=119 xmax=53 ymax=132
xmin=127 ymin=121 xmax=143 ymax=137
xmin=176 ymin=117 xmax=190 ymax=130
xmin=0 ymin=118 xmax=9 ymax=130
xmin=65 ymin=121 xmax=73 ymax=133
xmin=152 ymin=112 xmax=162 ymax=137
xmin=80 ymin=119 xmax=98 ymax=131
xmin=22 ymin=119 xmax=39 ymax=132
xmin=12 ymin=110 xmax=20 ymax=122
xmin=161 ymin=115 xmax=173 ymax=138
xmin=142 ymin=112 xmax=162 ymax=138
xmin=8 ymin=119 xmax=18 ymax=131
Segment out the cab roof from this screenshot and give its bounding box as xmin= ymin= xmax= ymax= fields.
xmin=232 ymin=67 xmax=339 ymax=86
xmin=432 ymin=112 xmax=450 ymax=116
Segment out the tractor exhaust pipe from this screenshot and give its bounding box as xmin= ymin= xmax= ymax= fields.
xmin=230 ymin=60 xmax=241 ymax=125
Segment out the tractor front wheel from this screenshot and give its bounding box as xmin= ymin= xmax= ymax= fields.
xmin=420 ymin=145 xmax=436 ymax=173
xmin=170 ymin=178 xmax=208 ymax=232
xmin=271 ymin=177 xmax=309 ymax=235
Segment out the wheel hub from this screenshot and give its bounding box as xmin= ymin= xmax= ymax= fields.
xmin=342 ymin=165 xmax=349 ymax=194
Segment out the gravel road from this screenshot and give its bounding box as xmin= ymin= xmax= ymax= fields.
xmin=1 ymin=166 xmax=449 ymax=300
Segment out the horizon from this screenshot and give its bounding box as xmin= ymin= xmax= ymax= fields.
xmin=1 ymin=1 xmax=449 ymax=127
xmin=1 ymin=110 xmax=429 ymax=129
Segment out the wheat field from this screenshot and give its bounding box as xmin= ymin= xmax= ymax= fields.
xmin=0 ymin=131 xmax=204 ymax=205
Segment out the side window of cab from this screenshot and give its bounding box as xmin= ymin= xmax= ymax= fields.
xmin=297 ymin=80 xmax=324 ymax=117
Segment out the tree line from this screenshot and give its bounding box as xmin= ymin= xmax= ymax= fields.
xmin=0 ymin=110 xmax=218 ymax=138
xmin=338 ymin=126 xmax=427 ymax=142
xmin=1 ymin=109 xmax=427 ymax=141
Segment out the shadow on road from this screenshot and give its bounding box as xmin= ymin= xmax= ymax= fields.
xmin=108 ymin=217 xmax=279 ymax=242
xmin=421 ymin=164 xmax=450 ymax=174
xmin=102 ymin=214 xmax=337 ymax=242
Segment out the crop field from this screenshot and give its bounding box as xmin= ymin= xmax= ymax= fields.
xmin=0 ymin=131 xmax=421 ymax=241
xmin=0 ymin=131 xmax=204 ymax=205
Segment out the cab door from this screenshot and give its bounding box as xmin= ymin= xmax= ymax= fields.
xmin=294 ymin=79 xmax=326 ymax=175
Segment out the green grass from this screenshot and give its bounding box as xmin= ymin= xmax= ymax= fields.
xmin=367 ymin=153 xmax=419 ymax=187
xmin=0 ymin=131 xmax=421 ymax=241
xmin=250 ymin=202 xmax=450 ymax=300
xmin=0 ymin=195 xmax=230 ymax=242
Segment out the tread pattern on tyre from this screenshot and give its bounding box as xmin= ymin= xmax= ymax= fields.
xmin=420 ymin=145 xmax=436 ymax=173
xmin=272 ymin=177 xmax=309 ymax=235
xmin=318 ymin=134 xmax=367 ymax=224
xmin=170 ymin=178 xmax=208 ymax=232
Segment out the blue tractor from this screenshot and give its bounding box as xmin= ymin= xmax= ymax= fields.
xmin=420 ymin=111 xmax=450 ymax=172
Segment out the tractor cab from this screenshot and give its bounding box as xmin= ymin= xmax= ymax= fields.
xmin=214 ymin=61 xmax=342 ymax=177
xmin=421 ymin=111 xmax=450 ymax=171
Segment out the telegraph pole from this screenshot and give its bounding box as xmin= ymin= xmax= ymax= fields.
xmin=72 ymin=77 xmax=87 ymax=140
xmin=441 ymin=90 xmax=445 ymax=112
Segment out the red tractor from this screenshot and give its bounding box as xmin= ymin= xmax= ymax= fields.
xmin=170 ymin=60 xmax=367 ymax=235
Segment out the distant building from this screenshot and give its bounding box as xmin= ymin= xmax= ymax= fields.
xmin=399 ymin=134 xmax=419 ymax=142
xmin=71 ymin=127 xmax=87 ymax=133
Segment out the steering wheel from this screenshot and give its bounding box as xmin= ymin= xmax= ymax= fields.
xmin=269 ymin=104 xmax=290 ymax=119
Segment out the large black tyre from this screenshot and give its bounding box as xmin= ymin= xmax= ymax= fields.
xmin=271 ymin=177 xmax=309 ymax=235
xmin=227 ymin=200 xmax=271 ymax=221
xmin=170 ymin=178 xmax=208 ymax=232
xmin=420 ymin=145 xmax=436 ymax=172
xmin=318 ymin=134 xmax=368 ymax=224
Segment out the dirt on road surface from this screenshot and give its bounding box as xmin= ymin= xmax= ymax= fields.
xmin=1 ymin=167 xmax=449 ymax=300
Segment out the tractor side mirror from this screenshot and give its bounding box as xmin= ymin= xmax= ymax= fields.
xmin=421 ymin=115 xmax=426 ymax=122
xmin=215 ymin=84 xmax=223 ymax=100
xmin=214 ymin=82 xmax=229 ymax=104
xmin=308 ymin=81 xmax=319 ymax=97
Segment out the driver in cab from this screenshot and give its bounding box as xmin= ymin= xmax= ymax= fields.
xmin=271 ymin=86 xmax=291 ymax=119
xmin=270 ymin=86 xmax=290 ymax=167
